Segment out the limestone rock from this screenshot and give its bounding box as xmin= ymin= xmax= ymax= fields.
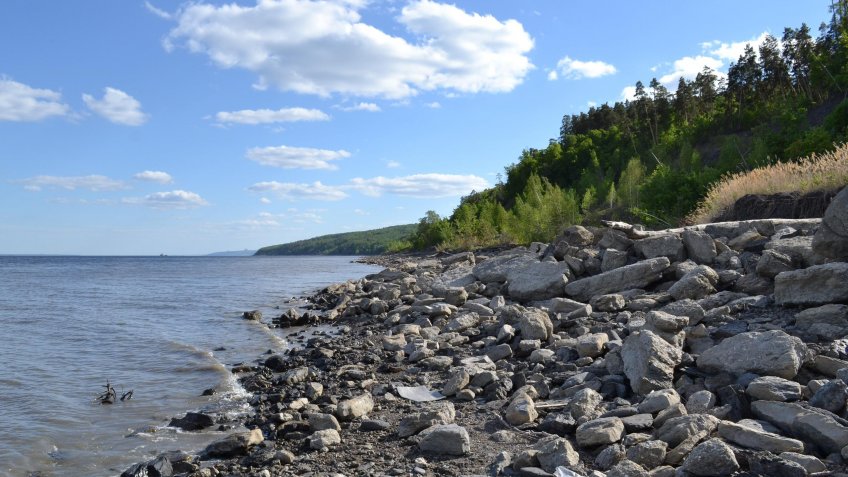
xmin=398 ymin=402 xmax=455 ymax=437
xmin=775 ymin=262 xmax=848 ymax=305
xmin=336 ymin=392 xmax=374 ymax=421
xmin=505 ymin=392 xmax=538 ymax=425
xmin=656 ymin=414 xmax=720 ymax=448
xmin=472 ymin=252 xmax=536 ymax=283
xmin=418 ymin=424 xmax=470 ymax=456
xmin=576 ymin=417 xmax=625 ymax=447
xmin=601 ymin=249 xmax=629 ymax=272
xmin=442 ymin=368 xmax=470 ymax=396
xmin=308 ymin=413 xmax=341 ymax=432
xmin=564 ymin=257 xmax=671 ymax=302
xmin=756 ymin=249 xmax=794 ymax=278
xmin=717 ymin=420 xmax=804 ymax=453
xmin=813 ymin=187 xmax=848 ymax=259
xmin=794 ymin=304 xmax=848 ymax=340
xmin=697 ymin=330 xmax=807 ymax=379
xmin=746 ymin=376 xmax=802 ymax=402
xmin=680 ymin=438 xmax=739 ymax=476
xmin=634 ymin=234 xmax=684 ymax=261
xmin=203 ymin=429 xmax=263 ymax=458
xmin=622 ymin=331 xmax=682 ymax=395
xmin=517 ymin=308 xmax=553 ymax=341
xmin=683 ymin=229 xmax=717 ymax=264
xmin=576 ymin=332 xmax=609 ymax=358
xmin=308 ymin=429 xmax=341 ymax=450
xmin=534 ymin=435 xmax=579 ymax=472
xmin=506 ymin=261 xmax=570 ymax=301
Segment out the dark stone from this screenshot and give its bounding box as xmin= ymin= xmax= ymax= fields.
xmin=538 ymin=412 xmax=576 ymax=436
xmin=242 ymin=310 xmax=262 ymax=321
xmin=715 ymin=190 xmax=838 ymax=222
xmin=201 ymin=388 xmax=216 ymax=396
xmin=737 ymin=450 xmax=806 ymax=477
xmin=717 ymin=384 xmax=750 ymax=421
xmin=360 ymin=419 xmax=391 ymax=431
xmin=810 ymin=380 xmax=848 ymax=414
xmin=264 ymin=354 xmax=287 ymax=372
xmin=711 ymin=320 xmax=749 ymax=339
xmin=121 ymin=456 xmax=173 ymax=477
xmin=168 ymin=412 xmax=214 ymax=431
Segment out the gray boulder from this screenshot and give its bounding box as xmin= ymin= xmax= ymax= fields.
xmin=506 ymin=261 xmax=570 ymax=301
xmin=203 ymin=429 xmax=263 ymax=458
xmin=565 ymin=257 xmax=670 ymax=302
xmin=794 ymin=304 xmax=848 ymax=339
xmin=418 ymin=424 xmax=470 ymax=455
xmin=697 ymin=330 xmax=807 ymax=379
xmin=681 ymin=438 xmax=739 ymax=476
xmin=472 ymin=252 xmax=536 ymax=283
xmin=575 ymin=417 xmax=625 ymax=447
xmin=534 ymin=435 xmax=579 ymax=472
xmin=775 ymin=262 xmax=848 ymax=305
xmin=746 ymin=376 xmax=802 ymax=402
xmin=756 ymin=249 xmax=794 ymax=278
xmin=717 ymin=420 xmax=804 ymax=453
xmin=517 ymin=308 xmax=553 ymax=341
xmin=336 ymin=393 xmax=374 ymax=420
xmin=634 ymin=234 xmax=685 ymax=261
xmin=398 ymin=402 xmax=455 ymax=437
xmin=683 ymin=229 xmax=717 ymax=264
xmin=813 ymin=186 xmax=848 ymax=259
xmin=622 ymin=331 xmax=682 ymax=395
xmin=601 ymin=248 xmax=629 ymax=272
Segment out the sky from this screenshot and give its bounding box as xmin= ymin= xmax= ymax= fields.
xmin=0 ymin=0 xmax=833 ymax=255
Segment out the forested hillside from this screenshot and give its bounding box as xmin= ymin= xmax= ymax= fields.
xmin=408 ymin=1 xmax=848 ymax=251
xmin=255 ymin=224 xmax=415 ymax=256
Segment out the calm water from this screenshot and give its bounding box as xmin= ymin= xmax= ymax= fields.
xmin=0 ymin=255 xmax=380 ymax=477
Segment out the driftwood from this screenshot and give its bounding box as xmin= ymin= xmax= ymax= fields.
xmin=96 ymin=380 xmax=132 ymax=404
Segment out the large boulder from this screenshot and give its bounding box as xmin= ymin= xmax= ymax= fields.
xmin=418 ymin=424 xmax=470 ymax=456
xmin=168 ymin=412 xmax=214 ymax=431
xmin=717 ymin=420 xmax=804 ymax=453
xmin=472 ymin=252 xmax=537 ymax=283
xmin=683 ymin=229 xmax=717 ymax=264
xmin=506 ymin=261 xmax=570 ymax=301
xmin=621 ymin=330 xmax=682 ymax=395
xmin=697 ymin=330 xmax=807 ymax=379
xmin=680 ymin=438 xmax=739 ymax=476
xmin=794 ymin=304 xmax=848 ymax=340
xmin=516 ymin=308 xmax=553 ymax=341
xmin=634 ymin=234 xmax=685 ymax=261
xmin=398 ymin=402 xmax=455 ymax=437
xmin=565 ymin=257 xmax=670 ymax=302
xmin=813 ymin=186 xmax=848 ymax=260
xmin=774 ymin=262 xmax=848 ymax=305
xmin=202 ymin=429 xmax=263 ymax=459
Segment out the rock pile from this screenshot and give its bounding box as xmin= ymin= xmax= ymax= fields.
xmin=124 ymin=187 xmax=848 ymax=476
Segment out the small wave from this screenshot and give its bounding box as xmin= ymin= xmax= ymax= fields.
xmin=163 ymin=340 xmax=215 ymax=359
xmin=0 ymin=378 xmax=22 ymax=387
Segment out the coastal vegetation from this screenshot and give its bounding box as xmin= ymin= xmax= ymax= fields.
xmin=407 ymin=1 xmax=848 ymax=250
xmin=254 ymin=224 xmax=416 ymax=256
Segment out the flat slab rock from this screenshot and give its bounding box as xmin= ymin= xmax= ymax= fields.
xmin=697 ymin=330 xmax=807 ymax=379
xmin=564 ymin=257 xmax=670 ymax=302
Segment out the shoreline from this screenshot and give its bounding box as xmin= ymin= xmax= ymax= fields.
xmin=118 ymin=205 xmax=848 ymax=476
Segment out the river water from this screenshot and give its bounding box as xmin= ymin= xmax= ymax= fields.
xmin=0 ymin=255 xmax=380 ymax=477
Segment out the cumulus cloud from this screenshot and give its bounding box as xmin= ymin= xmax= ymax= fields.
xmin=165 ymin=0 xmax=533 ymax=98
xmin=0 ymin=77 xmax=70 ymax=122
xmin=550 ymin=56 xmax=617 ymax=80
xmin=82 ymin=87 xmax=148 ymax=125
xmin=658 ymin=55 xmax=723 ymax=85
xmin=349 ymin=173 xmax=488 ymax=198
xmin=133 ymin=170 xmax=174 ymax=184
xmin=215 ymin=107 xmax=329 ymax=124
xmin=247 ymin=181 xmax=348 ymax=201
xmin=340 ymin=102 xmax=381 ymax=112
xmin=246 ymin=145 xmax=351 ymax=170
xmin=704 ymin=32 xmax=771 ymax=62
xmin=124 ymin=190 xmax=208 ymax=209
xmin=259 ymin=197 xmax=272 ymax=204
xmin=16 ymin=175 xmax=127 ymax=192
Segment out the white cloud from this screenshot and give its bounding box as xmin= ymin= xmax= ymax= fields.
xmin=124 ymin=190 xmax=208 ymax=209
xmin=706 ymin=32 xmax=771 ymax=62
xmin=144 ymin=1 xmax=172 ymax=20
xmin=547 ymin=70 xmax=558 ymax=81
xmin=82 ymin=87 xmax=148 ymax=126
xmin=259 ymin=197 xmax=272 ymax=204
xmin=349 ymin=173 xmax=488 ymax=198
xmin=551 ymin=56 xmax=617 ymax=80
xmin=621 ymin=86 xmax=637 ymax=102
xmin=658 ymin=55 xmax=724 ymax=85
xmin=425 ymin=101 xmax=441 ymax=109
xmin=17 ymin=175 xmax=127 ymax=192
xmin=386 ymin=160 xmax=401 ymax=168
xmin=340 ymin=102 xmax=381 ymax=112
xmin=0 ymin=77 xmax=70 ymax=122
xmin=587 ymin=101 xmax=597 ymax=108
xmin=246 ymin=145 xmax=350 ymax=170
xmin=166 ymin=0 xmax=533 ymax=98
xmin=215 ymin=107 xmax=329 ymax=124
xmin=133 ymin=170 xmax=173 ymax=184
xmin=247 ymin=181 xmax=348 ymax=201
xmin=353 ymin=208 xmax=369 ymax=216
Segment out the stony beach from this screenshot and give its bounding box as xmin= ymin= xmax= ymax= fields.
xmin=122 ymin=187 xmax=848 ymax=477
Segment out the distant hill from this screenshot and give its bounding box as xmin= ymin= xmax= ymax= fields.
xmin=255 ymin=224 xmax=415 ymax=256
xmin=207 ymin=249 xmax=256 ymax=257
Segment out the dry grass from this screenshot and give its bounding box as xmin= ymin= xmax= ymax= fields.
xmin=688 ymin=143 xmax=848 ymax=224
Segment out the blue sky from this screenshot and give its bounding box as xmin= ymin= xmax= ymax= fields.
xmin=0 ymin=0 xmax=832 ymax=255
